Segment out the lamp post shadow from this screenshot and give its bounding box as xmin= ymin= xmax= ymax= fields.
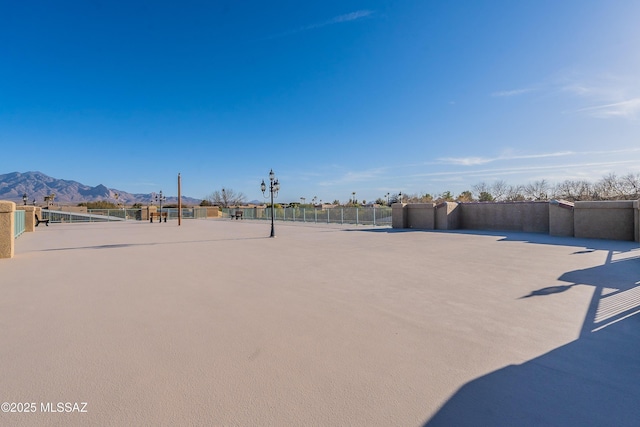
xmin=424 ymin=249 xmax=640 ymax=427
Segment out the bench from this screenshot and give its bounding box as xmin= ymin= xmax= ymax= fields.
xmin=150 ymin=212 xmax=168 ymax=223
xmin=232 ymin=210 xmax=243 ymax=220
xmin=35 ymin=214 xmax=49 ymax=227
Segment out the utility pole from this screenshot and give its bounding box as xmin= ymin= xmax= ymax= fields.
xmin=178 ymin=173 xmax=182 ymax=226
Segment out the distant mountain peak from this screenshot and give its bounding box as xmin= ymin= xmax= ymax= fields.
xmin=0 ymin=171 xmax=201 ymax=206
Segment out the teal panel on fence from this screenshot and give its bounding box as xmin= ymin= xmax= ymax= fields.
xmin=14 ymin=210 xmax=25 ymax=238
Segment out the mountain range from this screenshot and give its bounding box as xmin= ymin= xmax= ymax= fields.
xmin=0 ymin=171 xmax=202 ymax=206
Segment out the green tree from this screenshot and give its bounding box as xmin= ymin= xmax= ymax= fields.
xmin=437 ymin=191 xmax=454 ymax=202
xmin=478 ymin=192 xmax=494 ymax=202
xmin=457 ymin=191 xmax=474 ymax=202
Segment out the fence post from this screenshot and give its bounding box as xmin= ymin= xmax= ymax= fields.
xmin=0 ymin=201 xmax=16 ymax=259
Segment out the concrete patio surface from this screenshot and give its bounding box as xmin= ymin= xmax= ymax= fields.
xmin=1 ymin=219 xmax=639 ymax=426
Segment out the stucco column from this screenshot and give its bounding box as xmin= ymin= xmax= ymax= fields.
xmin=0 ymin=201 xmax=16 ymax=259
xmin=435 ymin=202 xmax=460 ymax=230
xmin=16 ymin=205 xmax=36 ymax=232
xmin=392 ymin=203 xmax=407 ymax=228
xmin=634 ymin=200 xmax=639 ymax=243
xmin=549 ymin=200 xmax=574 ymax=237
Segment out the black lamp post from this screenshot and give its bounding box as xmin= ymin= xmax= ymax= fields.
xmin=261 ymin=169 xmax=280 ymax=238
xmin=22 ymin=193 xmax=28 ymax=205
xmin=155 ymin=190 xmax=166 ymax=222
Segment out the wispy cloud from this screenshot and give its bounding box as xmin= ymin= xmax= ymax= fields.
xmin=437 ymin=151 xmax=575 ymax=166
xmin=491 ymin=88 xmax=536 ymax=97
xmin=559 ymin=74 xmax=640 ymax=119
xmin=320 ymin=10 xmax=373 ymax=26
xmin=318 ymin=166 xmax=388 ymax=186
xmin=266 ymin=10 xmax=374 ymax=40
xmin=573 ymin=98 xmax=640 ymax=119
xmin=407 ymin=160 xmax=638 ymax=180
xmin=437 ymin=156 xmax=493 ymax=166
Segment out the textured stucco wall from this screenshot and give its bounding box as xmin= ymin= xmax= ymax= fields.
xmin=392 ymin=203 xmax=407 ymax=228
xmin=140 ymin=206 xmax=158 ymax=221
xmin=406 ymin=203 xmax=435 ymax=229
xmin=459 ymin=202 xmax=549 ymax=233
xmin=0 ymin=201 xmax=16 ymax=259
xmin=205 ymin=206 xmax=221 ymax=218
xmin=574 ymin=200 xmax=635 ymax=241
xmin=635 ymin=200 xmax=639 ymax=243
xmin=549 ymin=200 xmax=574 ymax=237
xmin=435 ymin=202 xmax=460 ymax=230
xmin=384 ymin=199 xmax=639 ymax=242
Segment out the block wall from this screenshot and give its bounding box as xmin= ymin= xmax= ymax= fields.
xmin=574 ymin=201 xmax=635 ymax=241
xmin=458 ymin=202 xmax=549 ymax=233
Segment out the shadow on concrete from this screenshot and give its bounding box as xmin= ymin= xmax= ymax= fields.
xmin=423 ymin=248 xmax=640 ymax=426
xmin=350 ymin=227 xmax=639 ymax=249
xmin=39 ymin=237 xmax=267 ymax=252
xmin=423 ymin=316 xmax=640 ymax=426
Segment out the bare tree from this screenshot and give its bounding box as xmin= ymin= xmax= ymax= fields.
xmin=491 ymin=180 xmax=508 ymax=201
xmin=472 ymin=182 xmax=491 ymax=200
xmin=207 ymin=188 xmax=247 ymax=208
xmin=620 ymin=173 xmax=640 ymax=199
xmin=504 ymin=184 xmax=525 ymax=201
xmin=553 ymin=180 xmax=595 ymax=201
xmin=594 ymin=173 xmax=623 ymax=200
xmin=524 ymin=180 xmax=551 ymax=201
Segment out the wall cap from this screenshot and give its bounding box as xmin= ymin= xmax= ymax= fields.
xmin=574 ymin=200 xmax=635 ymax=209
xmin=0 ymin=200 xmax=17 ymax=213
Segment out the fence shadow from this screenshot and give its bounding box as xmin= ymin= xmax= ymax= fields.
xmin=423 ymin=251 xmax=640 ymax=426
xmin=424 ymin=314 xmax=640 ymax=426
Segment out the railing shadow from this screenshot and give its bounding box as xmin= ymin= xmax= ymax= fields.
xmin=423 ymin=245 xmax=640 ymax=426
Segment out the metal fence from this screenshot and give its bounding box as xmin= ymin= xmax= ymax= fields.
xmin=221 ymin=206 xmax=392 ymax=226
xmin=39 ymin=206 xmax=389 ymax=226
xmin=41 ymin=208 xmax=210 ymax=223
xmin=42 ymin=209 xmax=132 ymax=223
xmin=14 ymin=210 xmax=25 ymax=238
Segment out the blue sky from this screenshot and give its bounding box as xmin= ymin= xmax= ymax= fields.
xmin=1 ymin=1 xmax=639 ymax=203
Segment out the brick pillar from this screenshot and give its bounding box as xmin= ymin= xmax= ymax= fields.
xmin=0 ymin=201 xmax=16 ymax=259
